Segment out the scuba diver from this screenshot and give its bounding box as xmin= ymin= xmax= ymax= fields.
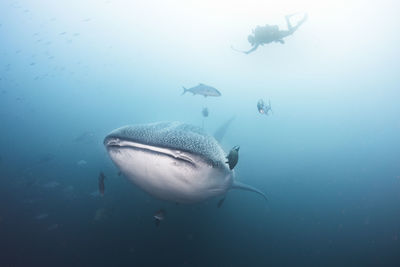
xmin=257 ymin=99 xmax=272 ymax=115
xmin=233 ymin=13 xmax=308 ymax=54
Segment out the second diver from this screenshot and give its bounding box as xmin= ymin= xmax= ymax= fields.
xmin=257 ymin=99 xmax=273 ymax=115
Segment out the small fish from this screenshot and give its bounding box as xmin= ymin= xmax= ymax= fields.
xmin=22 ymin=199 xmax=36 ymax=204
xmin=154 ymin=209 xmax=165 ymax=227
xmin=182 ymin=83 xmax=221 ymax=97
xmin=89 ymin=191 xmax=101 ymax=198
xmin=77 ymin=159 xmax=87 ymax=166
xmin=98 ymin=172 xmax=105 ymax=196
xmin=94 ymin=208 xmax=106 ymax=221
xmin=43 ymin=181 xmax=60 ymax=188
xmin=26 ymin=178 xmax=37 ymax=187
xmin=117 ymin=171 xmax=122 ymax=176
xmin=37 ymin=153 xmax=55 ymax=164
xmin=35 ymin=213 xmax=49 ymax=220
xmin=202 ymin=107 xmax=209 ymax=117
xmin=74 ymin=131 xmax=95 ymax=143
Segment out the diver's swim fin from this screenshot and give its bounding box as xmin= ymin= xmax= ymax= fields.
xmin=231 ymin=181 xmax=267 ymax=201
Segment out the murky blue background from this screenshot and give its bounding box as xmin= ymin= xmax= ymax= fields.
xmin=1 ymin=0 xmax=399 ymax=266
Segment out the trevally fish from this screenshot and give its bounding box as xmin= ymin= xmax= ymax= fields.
xmin=182 ymin=83 xmax=221 ymax=97
xmin=104 ymin=121 xmax=266 ymax=204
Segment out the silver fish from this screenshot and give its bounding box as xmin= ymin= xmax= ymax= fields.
xmin=182 ymin=83 xmax=221 ymax=97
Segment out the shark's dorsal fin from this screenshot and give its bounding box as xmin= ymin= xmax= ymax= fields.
xmin=231 ymin=180 xmax=267 ymax=201
xmin=214 ymin=116 xmax=235 ymax=143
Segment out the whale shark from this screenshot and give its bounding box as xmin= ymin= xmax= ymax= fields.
xmin=104 ymin=121 xmax=266 ymax=204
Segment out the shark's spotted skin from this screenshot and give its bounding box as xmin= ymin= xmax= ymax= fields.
xmin=105 ymin=122 xmax=228 ymax=168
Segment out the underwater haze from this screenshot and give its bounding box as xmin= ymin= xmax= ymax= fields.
xmin=1 ymin=0 xmax=400 ymax=266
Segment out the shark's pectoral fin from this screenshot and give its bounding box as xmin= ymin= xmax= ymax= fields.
xmin=231 ymin=181 xmax=267 ymax=201
xmin=217 ymin=197 xmax=226 ymax=208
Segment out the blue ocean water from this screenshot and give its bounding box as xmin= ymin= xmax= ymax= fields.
xmin=0 ymin=0 xmax=399 ymax=266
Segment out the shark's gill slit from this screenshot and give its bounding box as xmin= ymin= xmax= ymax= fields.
xmin=117 ymin=145 xmax=197 ymax=167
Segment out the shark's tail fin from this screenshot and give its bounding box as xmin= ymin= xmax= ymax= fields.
xmin=181 ymin=86 xmax=188 ymax=95
xmin=231 ymin=180 xmax=267 ymax=201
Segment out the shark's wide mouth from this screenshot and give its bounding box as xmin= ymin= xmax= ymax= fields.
xmin=103 ymin=122 xmax=229 ymax=169
xmin=104 ymin=136 xmax=197 ymax=166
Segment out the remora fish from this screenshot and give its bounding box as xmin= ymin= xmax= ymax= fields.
xmin=182 ymin=83 xmax=221 ymax=97
xmin=226 ymin=146 xmax=240 ymax=170
xmin=104 ymin=121 xmax=266 ymax=204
